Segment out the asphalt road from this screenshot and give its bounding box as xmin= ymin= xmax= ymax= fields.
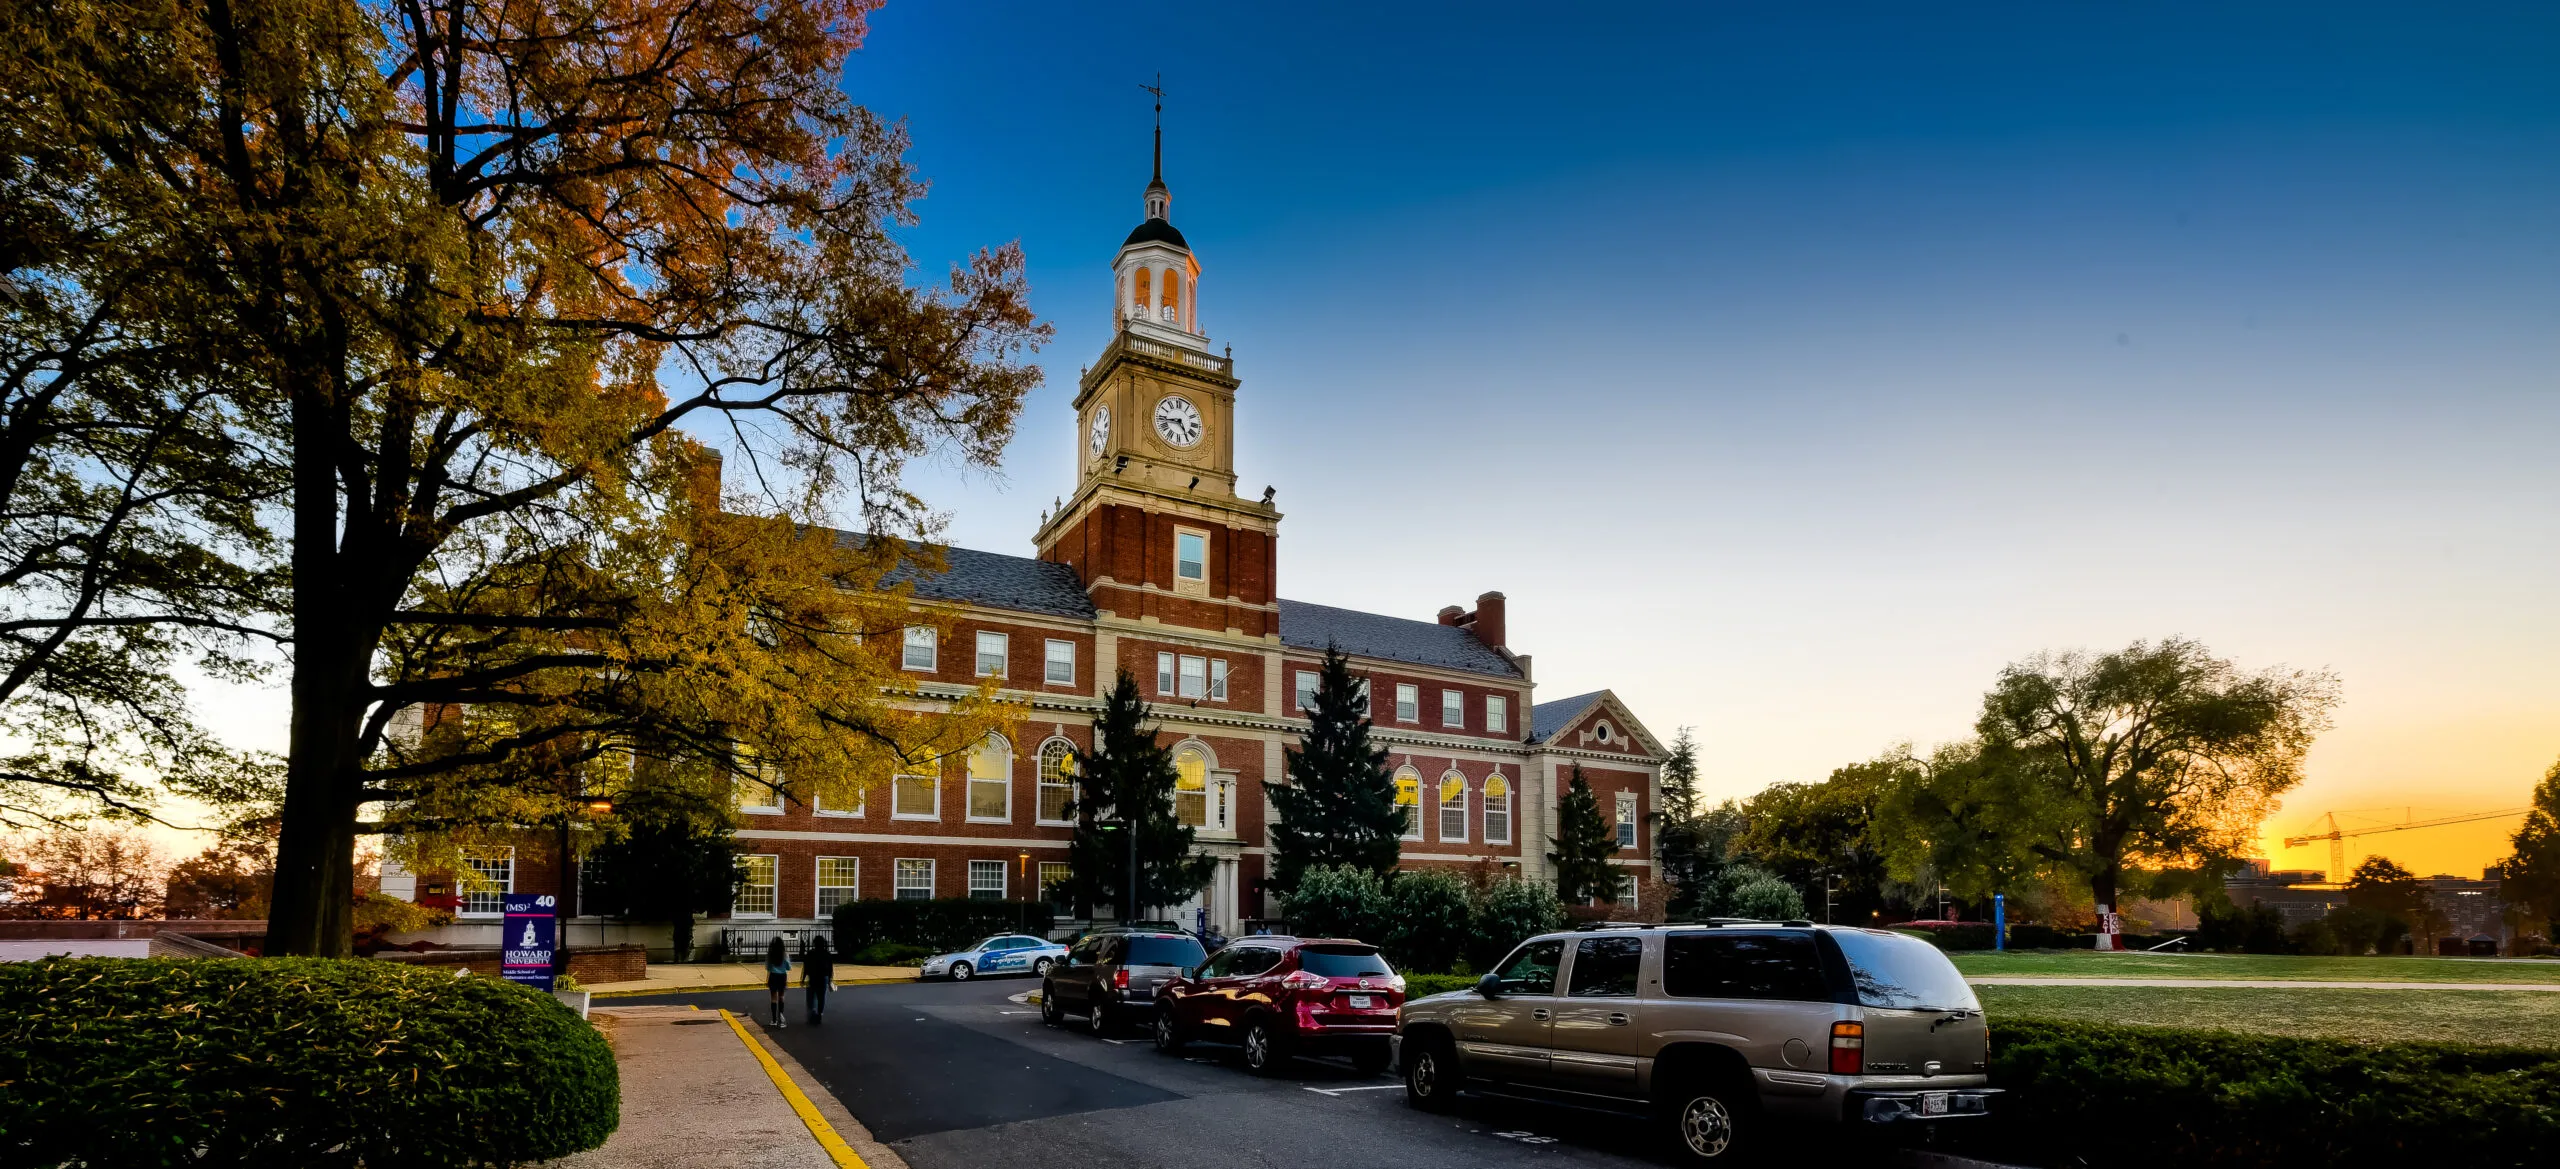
xmin=618 ymin=976 xmax=1691 ymax=1169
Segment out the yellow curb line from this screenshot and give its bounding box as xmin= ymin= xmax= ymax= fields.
xmin=718 ymin=1009 xmax=868 ymax=1169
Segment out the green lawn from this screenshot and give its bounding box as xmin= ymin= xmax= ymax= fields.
xmin=1976 ymin=983 xmax=2560 ymax=1049
xmin=1953 ymin=949 xmax=2560 ymax=984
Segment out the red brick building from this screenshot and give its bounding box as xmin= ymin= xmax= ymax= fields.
xmin=385 ymin=136 xmax=1666 ymax=949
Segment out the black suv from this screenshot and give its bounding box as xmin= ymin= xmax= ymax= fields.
xmin=1041 ymin=929 xmax=1209 ymax=1035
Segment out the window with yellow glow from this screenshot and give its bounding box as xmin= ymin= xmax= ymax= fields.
xmin=1394 ymin=770 xmax=1421 ymax=839
xmin=1484 ymin=774 xmax=1512 ymax=843
xmin=1134 ymin=267 xmax=1154 ymax=315
xmin=1037 ymin=740 xmax=1077 ymax=823
xmin=1439 ymin=773 xmax=1468 ymax=842
xmin=968 ymin=736 xmax=1011 ymax=822
xmin=1174 ymin=747 xmax=1208 ymax=827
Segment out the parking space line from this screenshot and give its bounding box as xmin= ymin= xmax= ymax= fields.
xmin=1300 ymin=1084 xmax=1403 ymax=1097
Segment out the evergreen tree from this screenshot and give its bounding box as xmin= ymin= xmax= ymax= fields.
xmin=1652 ymin=728 xmax=1722 ymax=919
xmin=1269 ymin=646 xmax=1404 ymax=891
xmin=1548 ymin=766 xmax=1625 ymax=905
xmin=581 ymin=769 xmax=745 ymax=964
xmin=1066 ymin=672 xmax=1214 ymax=919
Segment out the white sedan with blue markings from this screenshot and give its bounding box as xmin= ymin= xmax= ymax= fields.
xmin=922 ymin=934 xmax=1068 ymax=981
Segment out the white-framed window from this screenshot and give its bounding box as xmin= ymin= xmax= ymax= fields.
xmin=903 ymin=626 xmax=937 ymax=672
xmin=1395 ymin=683 xmax=1419 ymax=723
xmin=1486 ymin=695 xmax=1509 ymax=734
xmin=1441 ymin=689 xmax=1464 ymax=728
xmin=1173 ymin=747 xmax=1209 ymax=827
xmin=1294 ymin=670 xmax=1318 ymax=712
xmin=892 ymin=772 xmax=938 ymax=820
xmin=460 ymin=848 xmax=514 ymax=917
xmin=967 ymin=735 xmax=1011 ymax=823
xmin=816 ymin=857 xmax=859 ymax=915
xmin=1210 ymin=659 xmax=1229 ymax=701
xmin=1617 ymin=874 xmax=1639 ymax=910
xmin=975 ymin=631 xmax=1008 ymax=678
xmin=1157 ymin=651 xmax=1176 ymax=695
xmin=1039 ymin=861 xmax=1073 ymax=913
xmin=1037 ymin=739 xmax=1077 ymax=824
xmin=1175 ymin=530 xmax=1207 ymax=582
xmin=1438 ymin=772 xmax=1468 ymax=842
xmin=734 ymin=756 xmax=784 ymax=814
xmin=1357 ymin=677 xmax=1371 ymax=714
xmin=1484 ymin=773 xmax=1512 ymax=843
xmin=894 ymin=858 xmax=934 ymax=901
xmin=1616 ymin=791 xmax=1639 ymax=850
xmin=1178 ymin=654 xmax=1207 ymax=699
xmin=968 ymin=860 xmax=1007 ymax=901
xmin=1393 ymin=769 xmax=1422 ymax=840
xmin=814 ymin=786 xmax=862 ymax=818
xmin=733 ymin=854 xmax=778 ymax=918
xmin=1044 ymin=639 xmax=1076 ymax=686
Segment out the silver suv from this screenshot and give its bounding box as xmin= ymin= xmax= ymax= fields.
xmin=1396 ymin=923 xmax=1997 ymax=1163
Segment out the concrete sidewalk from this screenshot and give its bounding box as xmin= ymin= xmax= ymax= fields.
xmin=1970 ymin=976 xmax=2560 ymax=991
xmin=550 ymin=1005 xmax=905 ymax=1169
xmin=588 ymin=963 xmax=920 ymax=997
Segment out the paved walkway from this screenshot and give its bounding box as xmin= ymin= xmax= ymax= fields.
xmin=589 ymin=964 xmax=919 ymax=997
xmin=550 ymin=1005 xmax=906 ymax=1169
xmin=1970 ymin=976 xmax=2560 ymax=991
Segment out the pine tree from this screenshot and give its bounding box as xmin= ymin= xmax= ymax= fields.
xmin=1653 ymin=728 xmax=1721 ymax=919
xmin=1549 ymin=765 xmax=1624 ymax=905
xmin=1066 ymin=672 xmax=1215 ymax=919
xmin=1269 ymin=646 xmax=1404 ymax=891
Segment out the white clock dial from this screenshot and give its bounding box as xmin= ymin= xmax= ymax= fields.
xmin=1088 ymin=406 xmax=1112 ymax=456
xmin=1152 ymin=395 xmax=1204 ymax=448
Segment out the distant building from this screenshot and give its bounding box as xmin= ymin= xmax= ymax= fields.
xmin=2225 ymin=859 xmax=2511 ymax=948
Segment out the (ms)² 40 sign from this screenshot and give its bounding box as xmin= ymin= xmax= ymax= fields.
xmin=501 ymin=894 xmax=558 ymax=991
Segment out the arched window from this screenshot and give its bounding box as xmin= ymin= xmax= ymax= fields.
xmin=1037 ymin=739 xmax=1077 ymax=824
xmin=1393 ymin=768 xmax=1421 ymax=840
xmin=1162 ymin=267 xmax=1181 ymax=323
xmin=1483 ymin=774 xmax=1512 ymax=844
xmin=967 ymin=734 xmax=1011 ymax=822
xmin=1134 ymin=267 xmax=1154 ymax=317
xmin=1173 ymin=746 xmax=1208 ymax=827
xmin=1438 ymin=772 xmax=1469 ymax=842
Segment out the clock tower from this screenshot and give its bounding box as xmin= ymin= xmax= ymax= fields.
xmin=1034 ymin=111 xmax=1281 ymax=638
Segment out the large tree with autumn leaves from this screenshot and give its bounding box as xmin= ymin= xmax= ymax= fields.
xmin=2 ymin=0 xmax=1045 ymax=954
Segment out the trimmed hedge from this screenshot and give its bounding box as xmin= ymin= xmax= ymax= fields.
xmin=0 ymin=957 xmax=616 ymax=1168
xmin=831 ymin=898 xmax=1055 ymax=952
xmin=1965 ymin=1018 xmax=2560 ymax=1168
xmin=1894 ymin=921 xmax=1996 ymax=950
xmin=1402 ymin=973 xmax=1478 ymax=998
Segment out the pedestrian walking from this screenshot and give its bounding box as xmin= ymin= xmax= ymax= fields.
xmin=764 ymin=937 xmax=791 ymax=1028
xmin=803 ymin=936 xmax=836 ymax=1025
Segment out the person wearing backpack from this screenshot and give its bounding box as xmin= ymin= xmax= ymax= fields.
xmin=803 ymin=936 xmax=837 ymax=1025
xmin=764 ymin=936 xmax=791 ymax=1028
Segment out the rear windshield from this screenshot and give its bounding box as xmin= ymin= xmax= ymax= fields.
xmin=1122 ymin=935 xmax=1207 ymax=968
xmin=1830 ymin=929 xmax=1979 ymax=1012
xmin=1298 ymin=946 xmax=1393 ymax=978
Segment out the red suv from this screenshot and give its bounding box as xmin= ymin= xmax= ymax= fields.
xmin=1151 ymin=937 xmax=1404 ymax=1075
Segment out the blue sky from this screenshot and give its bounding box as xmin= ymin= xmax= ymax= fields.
xmin=801 ymin=3 xmax=2560 ymax=872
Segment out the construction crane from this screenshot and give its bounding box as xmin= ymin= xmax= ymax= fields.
xmin=2282 ymin=807 xmax=2531 ymax=884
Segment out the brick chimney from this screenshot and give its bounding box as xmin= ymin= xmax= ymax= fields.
xmin=1471 ymin=591 xmax=1506 ymax=650
xmin=1437 ymin=605 xmax=1466 ymax=626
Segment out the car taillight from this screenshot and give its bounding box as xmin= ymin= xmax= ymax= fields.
xmin=1830 ymin=1020 xmax=1864 ymax=1075
xmin=1280 ymin=970 xmax=1328 ymax=990
xmin=1113 ymin=969 xmax=1130 ymax=990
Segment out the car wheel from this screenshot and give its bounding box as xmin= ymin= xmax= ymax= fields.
xmin=1403 ymin=1034 xmax=1458 ymax=1112
xmin=1087 ymin=999 xmax=1115 ymax=1036
xmin=1351 ymin=1040 xmax=1392 ymax=1077
xmin=949 ymin=961 xmax=974 ymax=982
xmin=1040 ymin=983 xmax=1064 ymax=1027
xmin=1153 ymin=1010 xmax=1187 ymax=1053
xmin=1033 ymin=957 xmax=1055 ymax=977
xmin=1241 ymin=1018 xmax=1289 ymax=1076
xmin=1660 ymin=1077 xmax=1757 ymax=1164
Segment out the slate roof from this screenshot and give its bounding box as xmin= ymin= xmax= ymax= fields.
xmin=1277 ymin=599 xmax=1522 ymax=679
xmin=843 ymin=534 xmax=1097 ymax=620
xmin=1528 ymin=691 xmax=1606 ymax=745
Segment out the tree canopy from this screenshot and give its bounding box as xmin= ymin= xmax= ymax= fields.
xmin=1268 ymin=646 xmax=1401 ymax=890
xmin=2501 ymin=757 xmax=2560 ymax=940
xmin=1548 ymin=766 xmax=1623 ymax=906
xmin=1064 ymin=672 xmax=1213 ymax=918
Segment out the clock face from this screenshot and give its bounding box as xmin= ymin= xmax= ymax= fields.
xmin=1088 ymin=406 xmax=1112 ymax=456
xmin=1152 ymin=395 xmax=1204 ymax=448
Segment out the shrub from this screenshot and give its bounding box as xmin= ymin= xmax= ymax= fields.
xmin=2194 ymin=897 xmax=2290 ymax=953
xmin=831 ymin=899 xmax=1055 ymax=952
xmin=1964 ymin=1018 xmax=2560 ymax=1168
xmin=1381 ymin=868 xmax=1475 ymax=973
xmin=2005 ymin=923 xmax=2095 ymax=949
xmin=845 ymin=940 xmax=936 ymax=966
xmin=1469 ymin=877 xmax=1565 ymax=970
xmin=1281 ymin=864 xmax=1387 ymax=943
xmin=1402 ymin=972 xmax=1478 ymax=998
xmin=1726 ymin=872 xmax=1806 ymax=920
xmin=1892 ymin=921 xmax=1996 ymax=950
xmin=0 ymin=957 xmax=616 ymax=1168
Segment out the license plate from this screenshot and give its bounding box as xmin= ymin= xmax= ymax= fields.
xmin=1346 ymin=994 xmax=1375 ymax=1009
xmin=1921 ymin=1092 xmax=1949 ymax=1116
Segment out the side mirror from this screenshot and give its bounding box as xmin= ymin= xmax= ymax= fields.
xmin=1178 ymin=967 xmax=1197 ymax=980
xmin=1475 ymin=973 xmax=1504 ymax=998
